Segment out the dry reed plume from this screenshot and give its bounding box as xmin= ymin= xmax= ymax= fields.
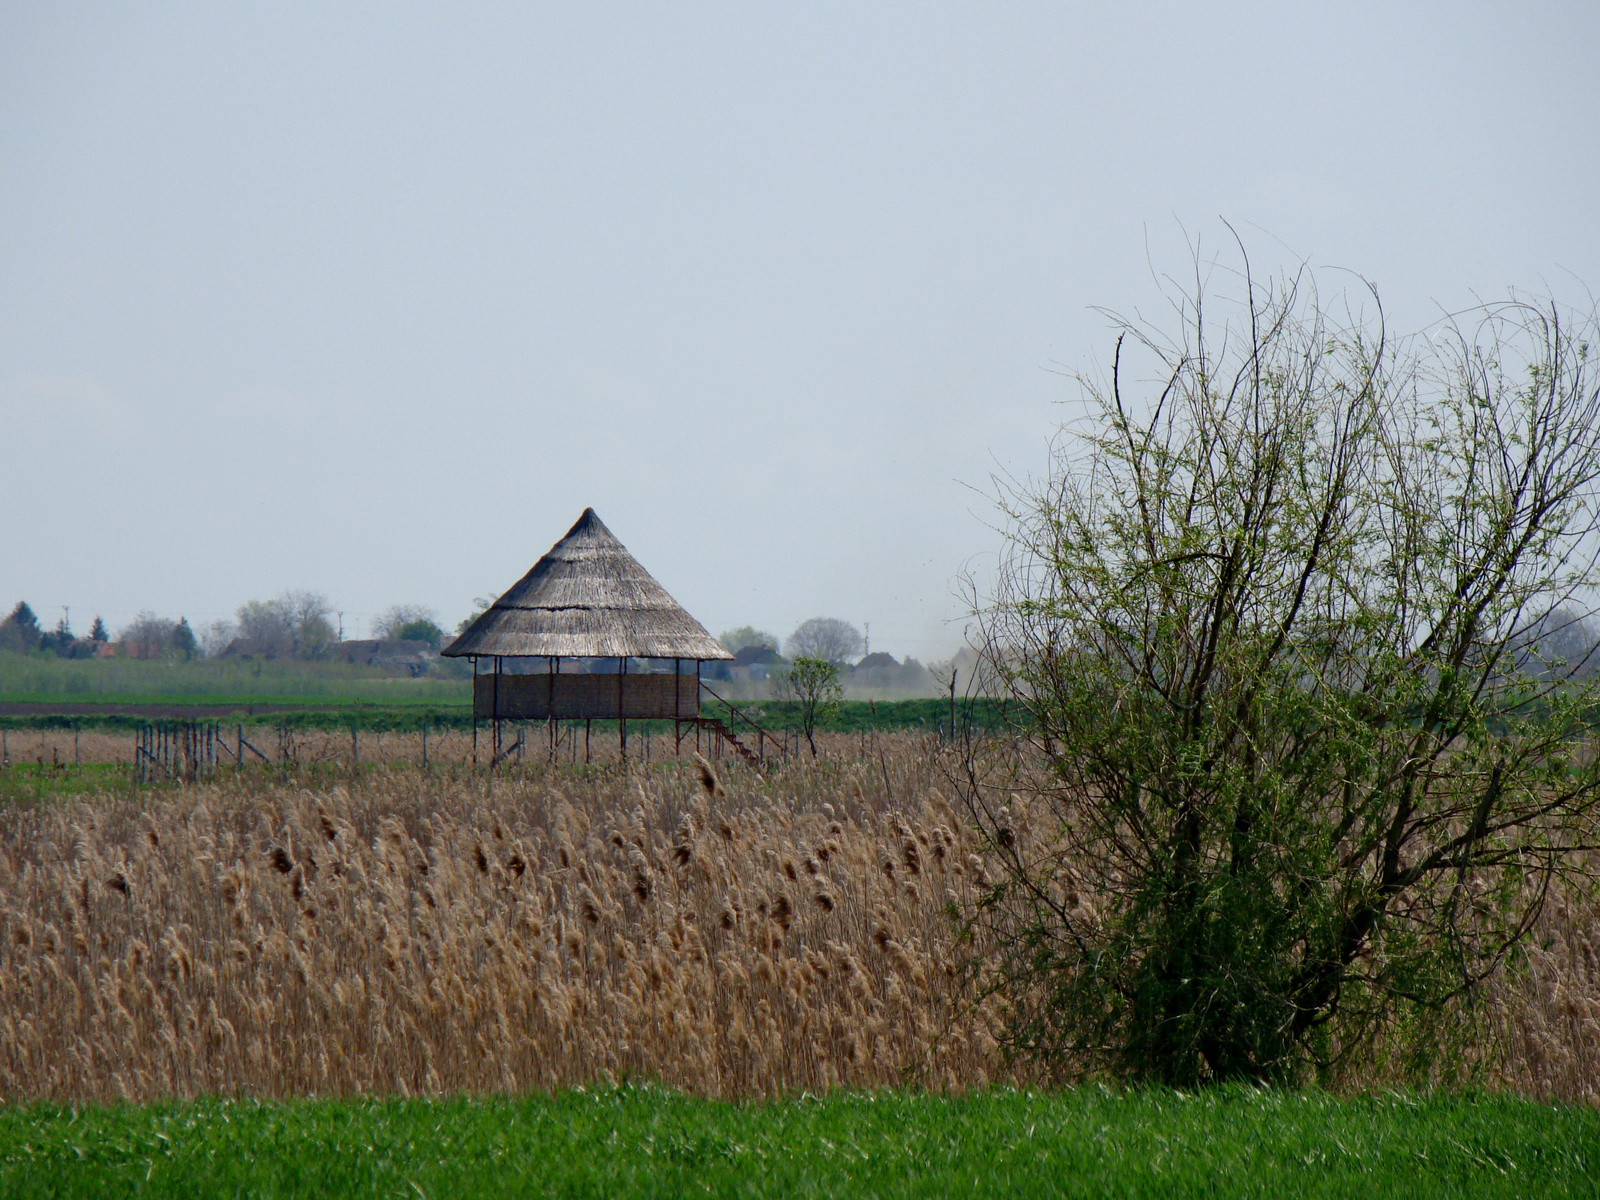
xmin=1492 ymin=875 xmax=1600 ymax=1103
xmin=2 ymin=732 xmax=1597 ymax=1103
xmin=0 ymin=735 xmax=1025 ymax=1102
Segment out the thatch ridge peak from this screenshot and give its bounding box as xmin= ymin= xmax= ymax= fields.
xmin=441 ymin=510 xmax=733 ymax=661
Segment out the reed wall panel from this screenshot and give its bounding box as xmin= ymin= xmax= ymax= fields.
xmin=473 ymin=672 xmax=700 ymax=719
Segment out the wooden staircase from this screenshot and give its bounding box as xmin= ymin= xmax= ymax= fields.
xmin=692 ymin=717 xmax=764 ymax=769
xmin=693 ymin=685 xmax=786 ymax=769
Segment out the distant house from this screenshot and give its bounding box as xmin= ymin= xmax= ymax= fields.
xmin=730 ymin=643 xmax=785 ymax=681
xmin=118 ymin=640 xmax=166 ymax=661
xmin=324 ymin=638 xmax=438 ymax=676
xmin=733 ymin=644 xmax=783 ymax=667
xmin=854 ymin=652 xmax=899 ymax=671
xmin=851 ymin=651 xmax=935 ymax=693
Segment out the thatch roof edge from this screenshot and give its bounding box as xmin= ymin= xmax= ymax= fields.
xmin=440 ymin=508 xmax=734 ymax=661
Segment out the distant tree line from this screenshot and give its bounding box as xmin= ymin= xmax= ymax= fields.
xmin=0 ymin=593 xmax=451 ymax=666
xmin=2 ymin=594 xmax=991 ymax=691
xmin=707 ymin=617 xmax=954 ymax=692
xmin=0 ymin=603 xmax=113 ymax=659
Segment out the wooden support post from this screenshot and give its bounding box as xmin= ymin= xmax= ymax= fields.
xmin=492 ymin=656 xmax=503 ymax=768
xmin=617 ymin=657 xmax=628 ymax=762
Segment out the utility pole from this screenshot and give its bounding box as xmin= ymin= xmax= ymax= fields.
xmin=864 ymin=622 xmax=870 ymax=657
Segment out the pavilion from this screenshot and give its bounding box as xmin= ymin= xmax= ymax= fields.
xmin=440 ymin=508 xmax=738 ymax=763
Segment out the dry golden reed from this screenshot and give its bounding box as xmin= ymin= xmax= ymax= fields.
xmin=1489 ymin=870 xmax=1600 ymax=1104
xmin=0 ymin=734 xmax=1023 ymax=1102
xmin=5 ymin=723 xmax=719 ymax=770
xmin=1 ymin=728 xmax=133 ymax=768
xmin=2 ymin=731 xmax=1596 ymax=1104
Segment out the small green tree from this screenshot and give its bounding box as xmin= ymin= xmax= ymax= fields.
xmin=0 ymin=602 xmax=41 ymax=654
xmin=777 ymin=656 xmax=843 ymax=757
xmin=719 ymin=625 xmax=780 ymax=655
xmin=169 ymin=617 xmax=198 ymax=659
xmin=395 ymin=619 xmax=445 ymax=646
xmin=375 ymin=604 xmax=443 ymax=645
xmin=969 ymin=250 xmax=1600 ymax=1087
xmin=39 ymin=615 xmax=73 ymax=657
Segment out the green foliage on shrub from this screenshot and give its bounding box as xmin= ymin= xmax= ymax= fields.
xmin=972 ymin=255 xmax=1600 ymax=1086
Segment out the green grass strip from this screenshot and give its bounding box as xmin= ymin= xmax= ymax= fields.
xmin=0 ymin=1085 xmax=1595 ymax=1199
xmin=0 ymin=694 xmax=469 ymax=712
xmin=0 ymin=696 xmax=1007 ymax=735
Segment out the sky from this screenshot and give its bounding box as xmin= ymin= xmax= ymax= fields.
xmin=3 ymin=2 xmax=1598 ymax=659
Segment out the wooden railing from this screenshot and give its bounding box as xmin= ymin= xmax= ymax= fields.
xmin=699 ymin=684 xmax=787 ymax=764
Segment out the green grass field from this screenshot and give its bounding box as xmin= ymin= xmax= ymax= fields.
xmin=0 ymin=696 xmax=1006 ymax=740
xmin=1 ymin=1086 xmax=1594 ymax=1199
xmin=0 ymin=650 xmax=1014 ymax=734
xmin=0 ymin=651 xmax=470 ymax=703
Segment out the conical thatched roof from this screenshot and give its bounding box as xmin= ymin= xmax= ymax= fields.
xmin=441 ymin=509 xmax=733 ymax=660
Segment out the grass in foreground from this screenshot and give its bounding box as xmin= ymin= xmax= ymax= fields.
xmin=1 ymin=1086 xmax=1596 ymax=1199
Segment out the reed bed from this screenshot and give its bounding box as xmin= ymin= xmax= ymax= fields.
xmin=1493 ymin=870 xmax=1600 ymax=1103
xmin=0 ymin=733 xmax=1596 ymax=1104
xmin=0 ymin=728 xmax=133 ymax=768
xmin=1 ymin=723 xmax=744 ymax=769
xmin=0 ymin=736 xmax=1024 ymax=1102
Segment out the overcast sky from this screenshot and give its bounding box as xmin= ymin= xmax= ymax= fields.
xmin=3 ymin=2 xmax=1597 ymax=657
